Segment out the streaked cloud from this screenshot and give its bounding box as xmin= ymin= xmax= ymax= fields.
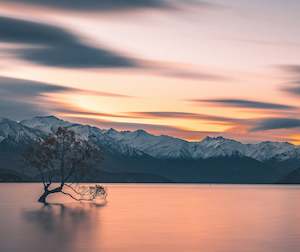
xmin=232 ymin=39 xmax=300 ymax=48
xmin=0 ymin=76 xmax=131 ymax=98
xmin=149 ymin=65 xmax=228 ymax=81
xmin=0 ymin=99 xmax=44 ymax=120
xmin=278 ymin=65 xmax=300 ymax=97
xmin=191 ymin=98 xmax=296 ymax=110
xmin=127 ymin=111 xmax=241 ymax=124
xmin=251 ymin=118 xmax=300 ymax=131
xmin=0 ymin=0 xmax=216 ymax=12
xmin=0 ymin=76 xmax=132 ymax=119
xmin=0 ymin=16 xmax=226 ymax=81
xmin=0 ymin=76 xmax=68 ymax=96
xmin=281 ymin=82 xmax=300 ymax=96
xmin=0 ymin=76 xmax=66 ymax=119
xmin=279 ymin=64 xmax=300 ymax=75
xmin=53 ymin=103 xmax=138 ymax=119
xmin=0 ymin=16 xmax=137 ymax=68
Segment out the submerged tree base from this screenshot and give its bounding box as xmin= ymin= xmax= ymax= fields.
xmin=38 ymin=184 xmax=63 ymax=204
xmin=38 ymin=192 xmax=49 ymax=204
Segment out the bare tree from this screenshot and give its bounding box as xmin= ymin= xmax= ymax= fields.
xmin=24 ymin=127 xmax=106 ymax=204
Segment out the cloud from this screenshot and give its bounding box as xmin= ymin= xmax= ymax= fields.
xmin=77 ymin=90 xmax=132 ymax=98
xmin=52 ymin=103 xmax=138 ymax=119
xmin=127 ymin=111 xmax=241 ymax=124
xmin=57 ymin=110 xmax=241 ymax=129
xmin=251 ymin=118 xmax=300 ymax=131
xmin=0 ymin=16 xmax=226 ymax=81
xmin=0 ymin=76 xmax=131 ymax=98
xmin=0 ymin=76 xmax=65 ymax=119
xmin=0 ymin=17 xmax=75 ymax=45
xmin=139 ymin=60 xmax=228 ymax=81
xmin=232 ymin=39 xmax=300 ymax=48
xmin=0 ymin=76 xmax=68 ymax=96
xmin=282 ymin=82 xmax=300 ymax=96
xmin=0 ymin=99 xmax=45 ymax=120
xmin=192 ymin=98 xmax=296 ymax=110
xmin=0 ymin=16 xmax=137 ymax=68
xmin=19 ymin=44 xmax=137 ymax=69
xmin=279 ymin=65 xmax=300 ymax=75
xmin=278 ymin=65 xmax=300 ymax=97
xmin=0 ymin=0 xmax=216 ymax=12
xmin=0 ymin=76 xmax=131 ymax=119
xmin=152 ymin=67 xmax=228 ymax=81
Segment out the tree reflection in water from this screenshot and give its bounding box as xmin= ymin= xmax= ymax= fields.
xmin=22 ymin=202 xmax=106 ymax=252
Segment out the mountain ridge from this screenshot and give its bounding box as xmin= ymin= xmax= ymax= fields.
xmin=1 ymin=115 xmax=300 ymax=183
xmin=0 ymin=115 xmax=298 ymax=162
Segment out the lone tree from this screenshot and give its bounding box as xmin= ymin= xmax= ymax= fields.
xmin=24 ymin=127 xmax=106 ymax=204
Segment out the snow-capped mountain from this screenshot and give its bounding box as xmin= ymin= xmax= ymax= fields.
xmin=1 ymin=116 xmax=300 ymax=161
xmin=20 ymin=116 xmax=145 ymax=157
xmin=0 ymin=117 xmax=43 ymax=144
xmin=103 ymin=129 xmax=300 ymax=161
xmin=245 ymin=141 xmax=298 ymax=161
xmin=104 ymin=129 xmax=191 ymax=159
xmin=21 ymin=116 xmax=72 ymax=134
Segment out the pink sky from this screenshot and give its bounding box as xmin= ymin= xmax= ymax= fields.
xmin=0 ymin=0 xmax=299 ymax=143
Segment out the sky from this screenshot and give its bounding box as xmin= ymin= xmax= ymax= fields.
xmin=0 ymin=0 xmax=299 ymax=144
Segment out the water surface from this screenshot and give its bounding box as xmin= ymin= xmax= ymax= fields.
xmin=0 ymin=184 xmax=300 ymax=252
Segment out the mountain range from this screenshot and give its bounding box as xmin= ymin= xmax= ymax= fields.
xmin=0 ymin=116 xmax=300 ymax=183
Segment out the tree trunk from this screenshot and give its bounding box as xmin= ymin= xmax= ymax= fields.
xmin=38 ymin=185 xmax=63 ymax=204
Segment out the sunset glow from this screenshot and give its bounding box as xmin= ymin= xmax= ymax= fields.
xmin=0 ymin=0 xmax=300 ymax=143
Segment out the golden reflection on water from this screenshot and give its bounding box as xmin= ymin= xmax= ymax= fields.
xmin=0 ymin=184 xmax=300 ymax=252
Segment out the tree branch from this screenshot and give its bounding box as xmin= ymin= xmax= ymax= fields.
xmin=61 ymin=191 xmax=81 ymax=201
xmin=61 ymin=190 xmax=96 ymax=202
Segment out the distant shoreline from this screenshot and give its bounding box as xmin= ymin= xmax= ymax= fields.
xmin=1 ymin=181 xmax=300 ymax=185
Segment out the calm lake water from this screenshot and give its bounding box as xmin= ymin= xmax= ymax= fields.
xmin=0 ymin=184 xmax=300 ymax=252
